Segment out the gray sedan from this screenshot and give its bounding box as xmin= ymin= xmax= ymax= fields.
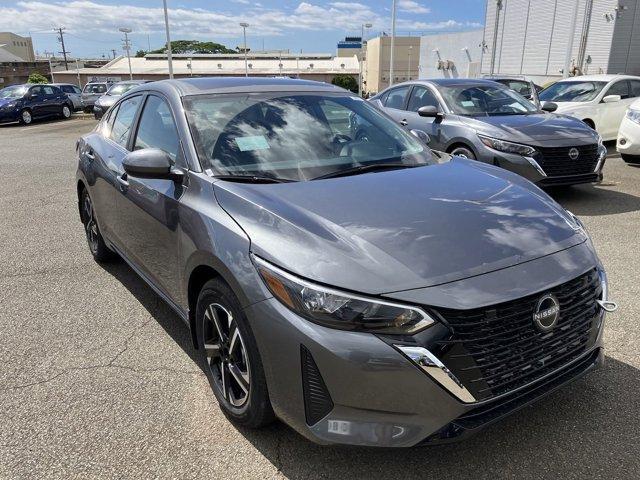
xmin=93 ymin=80 xmax=151 ymax=119
xmin=371 ymin=79 xmax=607 ymax=187
xmin=76 ymin=77 xmax=613 ymax=447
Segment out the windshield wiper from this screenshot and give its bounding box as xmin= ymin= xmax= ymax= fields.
xmin=312 ymin=163 xmax=419 ymax=180
xmin=213 ymin=174 xmax=293 ymax=184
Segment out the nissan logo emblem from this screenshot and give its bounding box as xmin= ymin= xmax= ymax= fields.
xmin=568 ymin=148 xmax=580 ymax=160
xmin=533 ymin=294 xmax=560 ymax=332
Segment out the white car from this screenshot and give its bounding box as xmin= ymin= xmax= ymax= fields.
xmin=616 ymin=98 xmax=640 ymax=164
xmin=539 ymin=74 xmax=640 ymax=141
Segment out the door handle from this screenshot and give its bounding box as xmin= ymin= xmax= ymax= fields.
xmin=400 ymin=119 xmax=408 ymax=126
xmin=116 ymin=173 xmax=129 ymax=190
xmin=85 ymin=149 xmax=95 ymax=160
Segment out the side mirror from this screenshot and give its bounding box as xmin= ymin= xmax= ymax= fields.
xmin=410 ymin=129 xmax=431 ymax=145
xmin=418 ymin=105 xmax=439 ymax=117
xmin=122 ymin=149 xmax=183 ymax=182
xmin=541 ymin=102 xmax=558 ymax=113
xmin=602 ymin=94 xmax=621 ymax=103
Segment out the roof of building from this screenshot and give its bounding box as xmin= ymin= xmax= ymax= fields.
xmin=0 ymin=47 xmax=25 ymax=63
xmin=54 ymin=54 xmax=359 ymax=77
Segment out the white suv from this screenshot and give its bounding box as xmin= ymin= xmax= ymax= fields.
xmin=539 ymin=74 xmax=640 ymax=141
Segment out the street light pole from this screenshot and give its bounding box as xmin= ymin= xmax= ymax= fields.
xmin=240 ymin=23 xmax=249 ymax=77
xmin=119 ymin=27 xmax=133 ymax=80
xmin=408 ymin=45 xmax=412 ymax=80
xmin=389 ymin=0 xmax=397 ymax=86
xmin=75 ymin=59 xmax=81 ymax=87
xmin=162 ymin=0 xmax=174 ymax=79
xmin=359 ymin=22 xmax=372 ymax=97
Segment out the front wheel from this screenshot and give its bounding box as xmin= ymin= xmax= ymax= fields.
xmin=19 ymin=109 xmax=32 ymax=125
xmin=450 ymin=145 xmax=476 ymax=159
xmin=196 ymin=279 xmax=275 ymax=428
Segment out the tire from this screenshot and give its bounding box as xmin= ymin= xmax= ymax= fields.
xmin=583 ymin=119 xmax=595 ymax=130
xmin=621 ymin=153 xmax=640 ymax=165
xmin=80 ymin=189 xmax=117 ymax=262
xmin=19 ymin=109 xmax=32 ymax=125
xmin=196 ymin=278 xmax=275 ymax=428
xmin=449 ymin=145 xmax=476 ymax=159
xmin=61 ymin=104 xmax=72 ymax=119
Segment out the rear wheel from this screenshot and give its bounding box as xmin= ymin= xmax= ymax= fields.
xmin=61 ymin=104 xmax=72 ymax=119
xmin=19 ymin=109 xmax=32 ymax=125
xmin=196 ymin=278 xmax=275 ymax=428
xmin=449 ymin=145 xmax=476 ymax=159
xmin=80 ymin=189 xmax=116 ymax=262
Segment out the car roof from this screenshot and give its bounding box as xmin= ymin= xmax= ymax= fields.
xmin=556 ymin=74 xmax=640 ymax=83
xmin=146 ymin=77 xmax=345 ymax=97
xmin=406 ymin=78 xmax=506 ymax=87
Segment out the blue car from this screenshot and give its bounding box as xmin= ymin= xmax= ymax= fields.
xmin=0 ymin=84 xmax=73 ymax=125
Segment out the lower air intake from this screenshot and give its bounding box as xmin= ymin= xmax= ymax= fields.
xmin=301 ymin=345 xmax=334 ymax=425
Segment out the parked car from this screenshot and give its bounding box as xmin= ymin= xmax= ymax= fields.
xmin=0 ymin=83 xmax=73 ymax=125
xmin=93 ymin=80 xmax=151 ymax=119
xmin=371 ymin=79 xmax=606 ymax=187
xmin=616 ymin=98 xmax=640 ymax=164
xmin=52 ymin=83 xmax=83 ymax=111
xmin=539 ymin=74 xmax=640 ymax=140
xmin=483 ymin=75 xmax=542 ymax=102
xmin=76 ymin=77 xmax=616 ymax=447
xmin=81 ymin=81 xmax=112 ymax=112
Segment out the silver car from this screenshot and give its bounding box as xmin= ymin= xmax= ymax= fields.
xmin=51 ymin=83 xmax=82 ymax=111
xmin=372 ymin=79 xmax=607 ymax=187
xmin=80 ymin=81 xmax=112 ymax=112
xmin=93 ymin=80 xmax=151 ymax=119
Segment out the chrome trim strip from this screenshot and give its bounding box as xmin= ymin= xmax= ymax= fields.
xmin=394 ymin=345 xmax=476 ymax=403
xmin=524 ymin=156 xmax=547 ymax=177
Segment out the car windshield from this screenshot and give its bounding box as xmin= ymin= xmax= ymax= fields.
xmin=539 ymin=81 xmax=607 ymax=102
xmin=438 ymin=84 xmax=538 ymax=116
xmin=184 ymin=93 xmax=432 ymax=182
xmin=83 ymin=84 xmax=107 ymax=94
xmin=0 ymin=86 xmax=27 ymax=99
xmin=107 ymin=83 xmax=138 ymax=96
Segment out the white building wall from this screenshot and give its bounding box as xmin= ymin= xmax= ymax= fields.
xmin=418 ymin=30 xmax=484 ymax=78
xmin=481 ymin=0 xmax=618 ymax=84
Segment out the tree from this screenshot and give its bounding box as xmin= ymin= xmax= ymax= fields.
xmin=135 ymin=50 xmax=146 ymax=58
xmin=331 ymin=74 xmax=358 ymax=93
xmin=148 ymin=40 xmax=235 ymax=55
xmin=27 ymin=72 xmax=49 ymax=84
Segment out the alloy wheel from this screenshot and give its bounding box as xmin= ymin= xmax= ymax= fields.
xmin=83 ymin=194 xmax=99 ymax=254
xmin=21 ymin=110 xmax=32 ymax=124
xmin=203 ymin=303 xmax=251 ymax=407
xmin=62 ymin=105 xmax=71 ymax=118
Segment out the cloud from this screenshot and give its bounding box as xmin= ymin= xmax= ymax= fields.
xmin=0 ymin=1 xmax=477 ymax=38
xmin=398 ymin=0 xmax=430 ymax=14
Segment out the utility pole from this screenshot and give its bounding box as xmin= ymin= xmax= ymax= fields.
xmin=119 ymin=27 xmax=133 ymax=80
xmin=111 ymin=49 xmax=117 ymax=59
xmin=240 ymin=23 xmax=249 ymax=77
xmin=162 ymin=0 xmax=174 ymax=79
xmin=54 ymin=27 xmax=69 ymax=70
xmin=389 ymin=0 xmax=397 ymax=86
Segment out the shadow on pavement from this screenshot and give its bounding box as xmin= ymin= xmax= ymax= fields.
xmin=101 ymin=260 xmax=639 ymax=479
xmin=548 ymin=183 xmax=640 ymax=216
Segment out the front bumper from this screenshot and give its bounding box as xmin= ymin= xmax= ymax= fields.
xmin=245 ymin=261 xmax=608 ymax=447
xmin=477 ymin=144 xmax=605 ymax=186
xmin=617 ymin=117 xmax=640 ymax=161
xmin=0 ymin=109 xmax=20 ymax=123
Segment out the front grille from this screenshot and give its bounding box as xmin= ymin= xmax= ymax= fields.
xmin=537 ymin=144 xmax=599 ymax=177
xmin=433 ymin=269 xmax=601 ymax=402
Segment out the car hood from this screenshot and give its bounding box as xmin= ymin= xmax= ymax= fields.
xmin=0 ymin=97 xmax=19 ymax=107
xmin=459 ymin=112 xmax=597 ymax=143
xmin=214 ymin=159 xmax=587 ymax=295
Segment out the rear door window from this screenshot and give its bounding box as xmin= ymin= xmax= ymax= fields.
xmin=384 ymin=86 xmax=411 ymax=110
xmin=629 ymin=80 xmax=640 ymax=98
xmin=109 ymin=96 xmax=142 ymax=148
xmin=606 ymin=81 xmax=630 ymax=99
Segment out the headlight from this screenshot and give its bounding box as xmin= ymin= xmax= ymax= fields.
xmin=1 ymin=102 xmax=16 ymax=110
xmin=478 ymin=134 xmax=537 ymax=156
xmin=253 ymin=255 xmax=434 ymax=334
xmin=626 ymin=108 xmax=640 ymax=125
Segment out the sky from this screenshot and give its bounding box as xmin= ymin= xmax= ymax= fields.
xmin=0 ymin=0 xmax=486 ymax=59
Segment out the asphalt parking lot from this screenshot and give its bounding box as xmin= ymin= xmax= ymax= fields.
xmin=1 ymin=117 xmax=639 ymax=479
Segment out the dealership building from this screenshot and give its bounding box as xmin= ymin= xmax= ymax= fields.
xmin=52 ymin=52 xmax=359 ymax=86
xmin=482 ymin=0 xmax=640 ymax=83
